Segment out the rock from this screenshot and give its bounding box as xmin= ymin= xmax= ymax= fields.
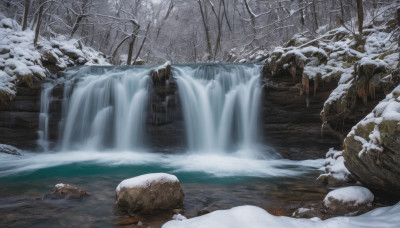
xmin=172 ymin=209 xmax=184 ymax=214
xmin=323 ymin=186 xmax=374 ymax=215
xmin=343 ymin=86 xmax=400 ymax=194
xmin=292 ymin=207 xmax=323 ymax=218
xmin=316 ymin=148 xmax=356 ymax=187
xmin=43 ymin=183 xmax=88 ymax=200
xmin=150 ymin=61 xmax=171 ymax=86
xmin=0 ymin=144 xmax=21 ymax=156
xmin=115 ymin=173 xmax=184 ymax=214
xmin=115 ymin=217 xmax=140 ymax=226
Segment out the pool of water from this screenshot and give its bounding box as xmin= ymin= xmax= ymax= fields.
xmin=0 ymin=149 xmax=329 ymax=227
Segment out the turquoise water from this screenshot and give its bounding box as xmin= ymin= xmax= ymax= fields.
xmin=0 ymin=150 xmax=328 ymax=227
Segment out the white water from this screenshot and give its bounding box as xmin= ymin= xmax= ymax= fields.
xmin=173 ymin=64 xmax=262 ymax=153
xmin=37 ymin=83 xmax=52 ymax=151
xmin=26 ymin=63 xmax=321 ymax=179
xmin=45 ymin=66 xmax=153 ymax=151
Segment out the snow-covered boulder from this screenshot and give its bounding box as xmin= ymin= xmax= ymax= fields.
xmin=323 ymin=186 xmax=374 ymax=215
xmin=343 ymin=85 xmax=400 ymax=193
xmin=43 ymin=183 xmax=88 ymax=200
xmin=316 ymin=148 xmax=355 ymax=187
xmin=115 ymin=173 xmax=184 ymax=214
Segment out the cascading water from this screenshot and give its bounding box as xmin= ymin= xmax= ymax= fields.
xmin=39 ymin=66 xmax=154 ymax=151
xmin=172 ymin=63 xmax=262 ymax=153
xmin=37 ymin=83 xmax=52 ymax=151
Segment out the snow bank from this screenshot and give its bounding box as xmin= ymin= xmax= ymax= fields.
xmin=116 ymin=173 xmax=179 ymax=192
xmin=323 ymin=186 xmax=374 ymax=207
xmin=163 ymin=202 xmax=400 ymax=228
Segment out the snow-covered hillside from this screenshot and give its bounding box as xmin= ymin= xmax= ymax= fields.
xmin=0 ymin=14 xmax=109 ymax=103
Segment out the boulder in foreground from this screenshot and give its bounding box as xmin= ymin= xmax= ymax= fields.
xmin=115 ymin=173 xmax=184 ymax=214
xmin=323 ymin=186 xmax=373 ymax=215
xmin=344 ymin=85 xmax=400 ymax=194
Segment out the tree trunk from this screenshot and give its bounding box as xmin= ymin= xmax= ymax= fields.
xmin=70 ymin=15 xmax=85 ymax=38
xmin=197 ymin=0 xmax=213 ymax=61
xmin=356 ymin=0 xmax=364 ymax=35
xmin=34 ymin=3 xmax=44 ymax=46
xmin=312 ymin=0 xmax=319 ymax=31
xmin=127 ymin=26 xmax=139 ymax=65
xmin=22 ymin=0 xmax=30 ymax=31
xmin=133 ymin=23 xmax=151 ymax=65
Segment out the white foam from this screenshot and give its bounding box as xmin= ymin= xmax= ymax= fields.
xmin=0 ymin=150 xmax=323 ymax=178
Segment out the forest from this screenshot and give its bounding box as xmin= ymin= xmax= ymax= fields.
xmin=1 ymin=0 xmax=396 ymax=64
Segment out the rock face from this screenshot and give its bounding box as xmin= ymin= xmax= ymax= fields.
xmin=0 ymin=83 xmax=42 ymax=150
xmin=323 ymin=186 xmax=374 ymax=215
xmin=344 ymin=85 xmax=400 ymax=193
xmin=115 ymin=173 xmax=184 ymax=214
xmin=43 ymin=183 xmax=88 ymax=199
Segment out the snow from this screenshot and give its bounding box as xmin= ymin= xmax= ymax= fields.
xmin=173 ymin=214 xmax=187 ymax=221
xmin=319 ymin=148 xmax=351 ymax=181
xmin=116 ymin=173 xmax=179 ymax=192
xmin=163 ymin=202 xmax=400 ymax=228
xmin=323 ymin=79 xmax=353 ymax=106
xmin=323 ymin=186 xmax=374 ymax=207
xmin=0 ymin=70 xmax=16 ymax=96
xmin=55 ymin=183 xmax=66 ymax=188
xmin=0 ymin=14 xmax=109 ymax=100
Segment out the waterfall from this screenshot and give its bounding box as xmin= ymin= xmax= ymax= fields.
xmin=57 ymin=66 xmax=153 ymax=151
xmin=37 ymin=83 xmax=53 ymax=151
xmin=172 ymin=63 xmax=262 ymax=153
xmin=38 ymin=63 xmax=263 ymax=153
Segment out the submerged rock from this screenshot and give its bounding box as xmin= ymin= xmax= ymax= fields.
xmin=115 ymin=173 xmax=184 ymax=214
xmin=43 ymin=183 xmax=88 ymax=200
xmin=323 ymin=186 xmax=374 ymax=215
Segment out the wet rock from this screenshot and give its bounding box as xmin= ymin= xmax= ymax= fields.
xmin=115 ymin=173 xmax=184 ymax=214
xmin=197 ymin=210 xmax=210 ymax=216
xmin=292 ymin=207 xmax=323 ymax=218
xmin=0 ymin=144 xmax=21 ymax=156
xmin=43 ymin=183 xmax=88 ymax=200
xmin=323 ymin=186 xmax=374 ymax=215
xmin=115 ymin=217 xmax=140 ymax=226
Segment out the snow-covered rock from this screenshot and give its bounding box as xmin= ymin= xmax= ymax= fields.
xmin=316 ymin=148 xmax=355 ymax=187
xmin=323 ymin=186 xmax=374 ymax=215
xmin=115 ymin=173 xmax=184 ymax=214
xmin=0 ymin=14 xmax=109 ymax=103
xmin=43 ymin=183 xmax=88 ymax=200
xmin=0 ymin=143 xmax=21 ymax=156
xmin=163 ymin=202 xmax=400 ymax=228
xmin=292 ymin=207 xmax=323 ymax=219
xmin=344 ymin=85 xmax=400 ymax=193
